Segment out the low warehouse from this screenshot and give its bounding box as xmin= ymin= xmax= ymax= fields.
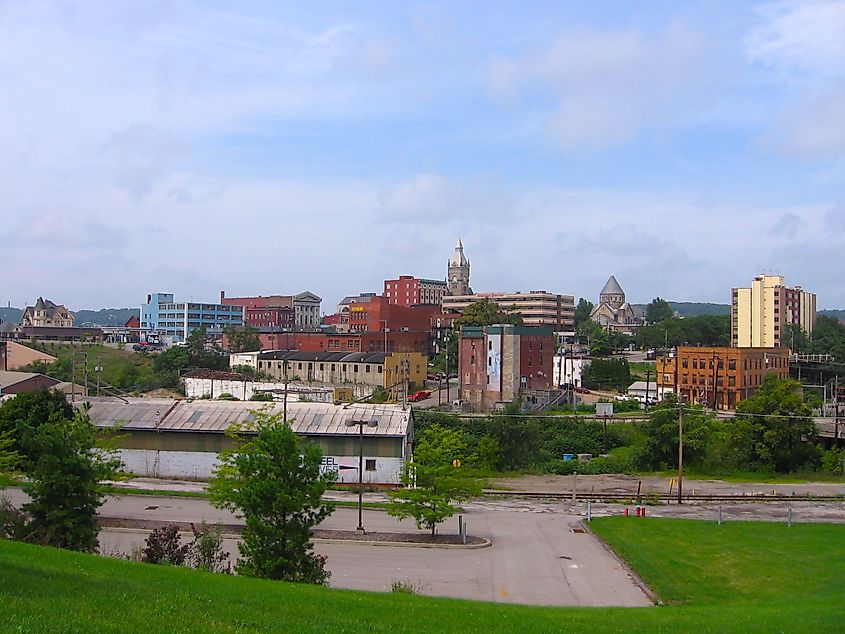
xmin=84 ymin=398 xmax=413 ymax=484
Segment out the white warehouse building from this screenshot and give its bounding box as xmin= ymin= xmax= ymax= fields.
xmin=85 ymin=398 xmax=414 ymax=484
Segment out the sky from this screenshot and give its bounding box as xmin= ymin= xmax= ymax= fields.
xmin=1 ymin=1 xmax=844 ymax=311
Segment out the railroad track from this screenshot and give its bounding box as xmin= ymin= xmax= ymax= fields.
xmin=482 ymin=489 xmax=845 ymax=503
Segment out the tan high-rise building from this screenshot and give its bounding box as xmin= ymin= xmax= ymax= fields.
xmin=731 ymin=275 xmax=816 ymax=348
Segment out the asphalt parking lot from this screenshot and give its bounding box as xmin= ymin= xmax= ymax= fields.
xmin=3 ymin=488 xmax=650 ymax=607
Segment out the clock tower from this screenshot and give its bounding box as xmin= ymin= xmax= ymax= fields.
xmin=447 ymin=238 xmax=471 ymax=296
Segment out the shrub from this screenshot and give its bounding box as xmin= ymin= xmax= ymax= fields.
xmin=0 ymin=497 xmax=29 ymax=541
xmin=142 ymin=525 xmax=190 ymax=565
xmin=187 ymin=522 xmax=231 ymax=574
xmin=390 ymin=579 xmax=423 ymax=594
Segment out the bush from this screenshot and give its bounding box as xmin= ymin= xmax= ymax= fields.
xmin=821 ymin=448 xmax=845 ymax=476
xmin=249 ymin=392 xmax=274 ymax=402
xmin=217 ymin=393 xmax=239 ymax=401
xmin=188 ymin=522 xmax=231 ymax=574
xmin=142 ymin=525 xmax=190 ymax=565
xmin=0 ymin=497 xmax=29 ymax=541
xmin=546 ymin=455 xmax=632 ymax=476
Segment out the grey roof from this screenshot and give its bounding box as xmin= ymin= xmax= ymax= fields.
xmin=0 ymin=370 xmax=60 ymax=388
xmin=258 ymin=351 xmax=388 ymax=364
xmin=82 ymin=397 xmax=412 ymax=437
xmin=600 ymin=275 xmax=624 ymax=296
xmin=450 ymin=238 xmax=468 ymax=266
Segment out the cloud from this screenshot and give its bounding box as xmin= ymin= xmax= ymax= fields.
xmin=375 ymin=174 xmax=517 ymax=224
xmin=747 ymin=1 xmax=845 ymax=158
xmin=746 ymin=0 xmax=845 ymax=77
xmin=769 ymin=213 xmax=805 ymax=237
xmin=487 ymin=22 xmax=721 ymax=151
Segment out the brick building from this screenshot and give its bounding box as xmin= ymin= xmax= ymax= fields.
xmin=459 ymin=324 xmax=554 ymax=411
xmin=247 ymin=329 xmax=430 ymax=355
xmin=220 ymin=291 xmax=321 ymax=330
xmin=656 ymin=346 xmax=790 ymax=410
xmin=384 ymin=276 xmax=448 ymax=307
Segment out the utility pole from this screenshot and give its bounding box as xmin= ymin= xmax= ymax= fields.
xmin=712 ymin=353 xmax=719 ymax=411
xmin=645 ymin=369 xmax=651 ymax=411
xmin=678 ymin=400 xmax=684 ymax=504
xmin=283 ymin=359 xmax=289 ymax=422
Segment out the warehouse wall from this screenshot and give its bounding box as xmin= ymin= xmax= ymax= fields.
xmin=116 ymin=449 xmax=404 ymax=484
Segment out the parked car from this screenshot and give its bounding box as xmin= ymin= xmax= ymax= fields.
xmin=408 ymin=390 xmax=432 ymax=402
xmin=574 ymin=387 xmax=591 ymax=394
xmin=426 ymin=373 xmax=439 ymax=381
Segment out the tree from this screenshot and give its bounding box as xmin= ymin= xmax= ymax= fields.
xmin=0 ymin=389 xmax=73 ymax=456
xmin=782 ymin=323 xmax=809 ymax=354
xmin=22 ymin=410 xmax=122 ymax=551
xmin=729 ymin=375 xmax=819 ymax=473
xmin=224 ymin=325 xmax=262 ymax=353
xmin=646 ymin=298 xmax=674 ymax=324
xmin=573 ymin=298 xmax=594 ymax=329
xmin=582 ymin=358 xmax=631 ymax=392
xmin=186 ymin=326 xmax=208 ymax=357
xmin=208 ymin=408 xmax=335 ymax=584
xmin=387 ymin=424 xmax=481 ymax=536
xmin=632 ymin=396 xmax=716 ymax=470
xmin=454 ymin=299 xmax=523 ymax=328
xmin=0 ymin=431 xmax=17 ymax=489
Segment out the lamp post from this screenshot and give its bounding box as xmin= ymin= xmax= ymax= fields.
xmin=345 ymin=417 xmax=379 ymax=533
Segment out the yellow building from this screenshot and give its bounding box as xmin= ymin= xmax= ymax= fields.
xmin=731 ymin=275 xmax=816 ymax=348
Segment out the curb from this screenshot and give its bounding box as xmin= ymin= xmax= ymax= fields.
xmin=99 ymin=525 xmax=492 ymax=549
xmin=313 ymin=537 xmax=492 ymax=549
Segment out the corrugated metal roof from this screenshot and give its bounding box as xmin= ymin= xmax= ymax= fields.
xmin=82 ymin=397 xmax=411 ymax=437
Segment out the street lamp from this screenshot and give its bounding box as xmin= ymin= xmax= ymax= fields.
xmin=345 ymin=417 xmax=379 ymax=533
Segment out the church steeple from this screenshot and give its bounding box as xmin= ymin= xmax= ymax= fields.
xmin=447 ymin=238 xmax=471 ymax=296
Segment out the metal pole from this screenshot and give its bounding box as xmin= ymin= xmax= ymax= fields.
xmin=357 ymin=422 xmax=364 ymax=532
xmin=678 ymin=402 xmax=684 ymax=504
xmin=283 ymin=359 xmax=289 ymax=422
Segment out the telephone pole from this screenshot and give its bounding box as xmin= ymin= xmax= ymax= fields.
xmin=678 ymin=400 xmax=684 ymax=504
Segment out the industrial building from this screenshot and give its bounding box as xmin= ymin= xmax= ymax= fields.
xmin=141 ymin=292 xmax=244 ymax=343
xmin=85 ymin=398 xmax=414 ymax=484
xmin=459 ymin=324 xmax=555 ymax=411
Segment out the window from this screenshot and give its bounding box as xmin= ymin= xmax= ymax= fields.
xmin=365 ymin=459 xmax=376 ymax=471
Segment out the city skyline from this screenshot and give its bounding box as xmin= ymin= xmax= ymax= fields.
xmin=1 ymin=2 xmax=843 ymax=310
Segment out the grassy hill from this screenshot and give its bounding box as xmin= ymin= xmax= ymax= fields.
xmin=1 ymin=517 xmax=844 ymax=632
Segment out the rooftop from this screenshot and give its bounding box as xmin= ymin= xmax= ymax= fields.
xmin=82 ymin=398 xmax=412 ymax=437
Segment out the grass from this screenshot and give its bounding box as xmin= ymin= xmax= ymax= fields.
xmin=2 ymin=518 xmax=845 ymax=632
xmin=649 ymin=469 xmax=845 ymax=485
xmin=590 ymin=517 xmax=845 ymax=606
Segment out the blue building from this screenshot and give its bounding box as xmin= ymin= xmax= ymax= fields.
xmin=140 ymin=293 xmax=244 ymax=343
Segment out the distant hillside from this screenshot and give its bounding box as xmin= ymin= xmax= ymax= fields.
xmin=0 ymin=306 xmax=136 ymax=327
xmin=73 ymin=308 xmax=137 ymax=327
xmin=0 ymin=307 xmax=22 ymax=323
xmin=632 ymin=302 xmax=730 ymax=317
xmin=819 ymin=309 xmax=845 ymax=321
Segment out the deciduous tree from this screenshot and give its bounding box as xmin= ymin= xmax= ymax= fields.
xmin=388 ymin=424 xmax=481 ymax=536
xmin=209 ymin=408 xmax=335 ymax=584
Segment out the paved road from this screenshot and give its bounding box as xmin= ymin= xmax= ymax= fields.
xmin=2 ymin=489 xmax=650 ymax=607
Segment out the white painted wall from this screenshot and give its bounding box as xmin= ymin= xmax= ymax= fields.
xmin=117 ymin=449 xmax=404 ymax=484
xmin=184 ymin=377 xmax=336 ymax=402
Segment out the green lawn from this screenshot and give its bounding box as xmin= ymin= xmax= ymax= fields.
xmin=1 ymin=518 xmax=844 ymax=632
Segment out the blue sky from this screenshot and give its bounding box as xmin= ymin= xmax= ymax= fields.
xmin=1 ymin=1 xmax=844 ymax=310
